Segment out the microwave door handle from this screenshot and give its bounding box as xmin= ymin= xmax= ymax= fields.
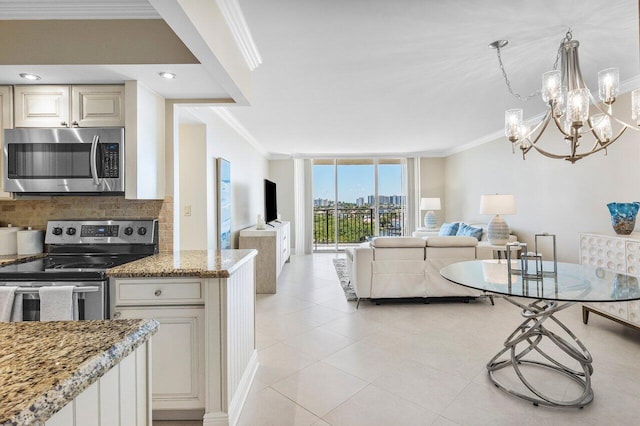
xmin=90 ymin=135 xmax=100 ymax=186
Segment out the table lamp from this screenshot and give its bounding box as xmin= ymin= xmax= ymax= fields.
xmin=420 ymin=197 xmax=441 ymax=229
xmin=480 ymin=194 xmax=516 ymax=244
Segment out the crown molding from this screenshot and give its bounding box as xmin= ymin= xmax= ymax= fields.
xmin=208 ymin=107 xmax=268 ymax=156
xmin=216 ymin=0 xmax=263 ymax=71
xmin=0 ymin=1 xmax=160 ymax=19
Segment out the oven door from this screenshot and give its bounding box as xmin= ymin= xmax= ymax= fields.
xmin=3 ymin=128 xmax=124 ymax=194
xmin=2 ymin=280 xmax=108 ymax=321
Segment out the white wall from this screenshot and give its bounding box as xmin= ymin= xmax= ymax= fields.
xmin=418 ymin=158 xmax=446 ymax=227
xmin=171 ymin=105 xmax=268 ymax=250
xmin=268 ymin=159 xmax=295 ymax=244
xmin=194 ymin=109 xmax=268 ymax=248
xmin=178 ymin=124 xmax=208 ymax=250
xmin=445 ymin=91 xmax=640 ymax=262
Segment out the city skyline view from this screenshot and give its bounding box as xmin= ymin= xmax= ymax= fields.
xmin=313 ymin=163 xmax=404 ymax=203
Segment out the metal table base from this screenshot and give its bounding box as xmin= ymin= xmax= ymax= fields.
xmin=487 ymin=296 xmax=594 ymax=408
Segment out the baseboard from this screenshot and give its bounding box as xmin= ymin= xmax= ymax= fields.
xmin=153 ymin=409 xmax=205 ymax=421
xmin=228 ymin=350 xmax=259 ymax=425
xmin=203 ymin=411 xmax=230 ymax=425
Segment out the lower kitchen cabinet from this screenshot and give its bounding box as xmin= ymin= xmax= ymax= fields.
xmin=115 ymin=306 xmax=205 ymax=411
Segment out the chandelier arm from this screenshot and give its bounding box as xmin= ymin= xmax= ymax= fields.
xmin=550 ymin=114 xmax=571 ymax=137
xmin=527 ymin=112 xmax=554 ymax=146
xmin=531 ymin=131 xmax=625 ymax=163
xmin=588 ymin=94 xmax=640 ymax=132
xmin=586 ymin=117 xmax=606 ymax=147
xmin=528 ymin=144 xmax=577 ymax=160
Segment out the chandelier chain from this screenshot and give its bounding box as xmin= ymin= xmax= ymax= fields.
xmin=494 ymin=29 xmax=573 ymax=102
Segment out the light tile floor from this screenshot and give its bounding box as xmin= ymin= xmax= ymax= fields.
xmin=158 ymin=253 xmax=640 ymax=426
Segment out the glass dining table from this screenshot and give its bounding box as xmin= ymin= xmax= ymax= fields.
xmin=440 ymin=259 xmax=640 ymax=409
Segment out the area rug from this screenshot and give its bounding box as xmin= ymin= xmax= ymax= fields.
xmin=333 ymin=258 xmax=357 ymax=301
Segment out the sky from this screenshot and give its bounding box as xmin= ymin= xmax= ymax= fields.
xmin=312 ymin=163 xmax=403 ymax=202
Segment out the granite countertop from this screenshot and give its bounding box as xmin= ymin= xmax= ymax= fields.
xmin=0 ymin=319 xmax=159 ymax=425
xmin=0 ymin=253 xmax=46 ymax=266
xmin=107 ymin=249 xmax=258 ymax=278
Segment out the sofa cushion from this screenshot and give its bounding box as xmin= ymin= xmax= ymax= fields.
xmin=426 ymin=236 xmax=478 ymax=247
xmin=456 ymin=223 xmax=483 ymax=240
xmin=438 ymin=222 xmax=459 ymax=236
xmin=371 ymin=237 xmax=426 ymax=248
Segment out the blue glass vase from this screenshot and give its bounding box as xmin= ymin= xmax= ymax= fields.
xmin=607 ymin=202 xmax=640 ymax=235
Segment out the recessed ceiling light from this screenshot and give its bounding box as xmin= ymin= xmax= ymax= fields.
xmin=159 ymin=72 xmax=176 ymax=80
xmin=19 ymin=73 xmax=41 ymax=81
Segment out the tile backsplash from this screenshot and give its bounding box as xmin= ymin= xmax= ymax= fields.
xmin=0 ymin=196 xmax=174 ymax=252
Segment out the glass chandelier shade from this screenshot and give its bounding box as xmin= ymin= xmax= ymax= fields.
xmin=498 ymin=32 xmax=639 ymax=163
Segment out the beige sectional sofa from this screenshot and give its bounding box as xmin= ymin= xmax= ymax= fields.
xmin=345 ymin=235 xmax=498 ymax=303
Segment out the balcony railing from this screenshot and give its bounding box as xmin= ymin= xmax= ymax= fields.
xmin=313 ymin=207 xmax=405 ymax=249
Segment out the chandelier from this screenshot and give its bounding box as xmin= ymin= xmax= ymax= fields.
xmin=492 ymin=30 xmax=640 ymax=163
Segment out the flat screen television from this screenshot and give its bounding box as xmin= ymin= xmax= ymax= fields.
xmin=264 ymin=179 xmax=278 ymax=223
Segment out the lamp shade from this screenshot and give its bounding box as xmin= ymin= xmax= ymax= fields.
xmin=480 ymin=194 xmax=516 ymax=215
xmin=420 ymin=197 xmax=441 ymax=211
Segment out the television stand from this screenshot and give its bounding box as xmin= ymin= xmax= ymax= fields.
xmin=239 ymin=221 xmax=291 ymax=294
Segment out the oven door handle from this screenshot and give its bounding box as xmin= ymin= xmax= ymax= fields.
xmin=90 ymin=135 xmax=101 ymax=186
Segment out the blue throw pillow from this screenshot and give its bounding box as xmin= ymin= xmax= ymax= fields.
xmin=439 ymin=222 xmax=459 ymax=236
xmin=456 ymin=223 xmax=483 ymax=240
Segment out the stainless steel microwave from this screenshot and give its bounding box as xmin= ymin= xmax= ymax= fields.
xmin=3 ymin=128 xmax=124 ymax=194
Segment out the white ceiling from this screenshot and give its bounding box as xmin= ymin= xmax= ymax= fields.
xmin=231 ymin=0 xmax=640 ymax=157
xmin=1 ymin=1 xmax=638 ymax=158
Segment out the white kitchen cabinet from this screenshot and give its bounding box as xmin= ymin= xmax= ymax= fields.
xmin=112 ymin=278 xmax=205 ymax=413
xmin=0 ymin=86 xmax=13 ymax=199
xmin=14 ymin=85 xmax=124 ymax=128
xmin=71 ymin=85 xmax=125 ymax=127
xmin=116 ymin=306 xmax=205 ymax=411
xmin=580 ymin=232 xmax=640 ymax=330
xmin=14 ymin=85 xmax=69 ymax=128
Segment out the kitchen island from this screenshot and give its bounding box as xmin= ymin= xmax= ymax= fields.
xmin=107 ymin=249 xmax=258 ymax=425
xmin=0 ymin=318 xmax=158 ymax=425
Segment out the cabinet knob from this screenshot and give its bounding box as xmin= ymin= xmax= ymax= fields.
xmin=60 ymin=121 xmax=68 ymax=127
xmin=71 ymin=121 xmax=79 ymax=127
xmin=113 ymin=311 xmax=121 ymax=319
xmin=154 ymin=289 xmax=162 ymax=296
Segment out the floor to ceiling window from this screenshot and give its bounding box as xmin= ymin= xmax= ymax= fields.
xmin=312 ymin=159 xmax=406 ymax=252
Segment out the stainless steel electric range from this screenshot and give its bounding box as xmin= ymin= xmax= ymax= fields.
xmin=0 ymin=219 xmax=158 ymax=320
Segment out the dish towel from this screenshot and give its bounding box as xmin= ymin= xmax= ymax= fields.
xmin=11 ymin=293 xmax=23 ymax=322
xmin=39 ymin=286 xmax=75 ymax=321
xmin=0 ymin=286 xmax=17 ymax=322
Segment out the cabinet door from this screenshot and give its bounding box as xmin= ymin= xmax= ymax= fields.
xmin=71 ymin=85 xmax=125 ymax=127
xmin=14 ymin=85 xmax=70 ymax=127
xmin=115 ymin=306 xmax=205 ymax=411
xmin=0 ymin=86 xmax=13 ymax=198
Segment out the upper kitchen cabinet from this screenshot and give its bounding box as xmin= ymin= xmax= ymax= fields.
xmin=0 ymin=86 xmax=13 ymax=199
xmin=71 ymin=85 xmax=125 ymax=127
xmin=14 ymin=85 xmax=125 ymax=128
xmin=14 ymin=85 xmax=69 ymax=128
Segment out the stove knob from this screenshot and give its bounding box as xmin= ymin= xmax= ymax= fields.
xmin=124 ymin=227 xmax=134 ymax=236
xmin=137 ymin=227 xmax=147 ymax=236
xmin=52 ymin=227 xmax=63 ymax=236
xmin=66 ymin=227 xmax=76 ymax=236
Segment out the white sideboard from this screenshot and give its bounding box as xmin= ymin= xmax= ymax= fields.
xmin=239 ymin=221 xmax=290 ymax=294
xmin=579 ymin=232 xmax=640 ymax=329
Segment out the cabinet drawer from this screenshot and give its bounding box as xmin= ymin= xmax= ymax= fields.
xmin=114 ymin=278 xmax=204 ymax=305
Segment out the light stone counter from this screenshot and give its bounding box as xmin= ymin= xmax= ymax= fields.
xmin=0 ymin=319 xmax=158 ymax=425
xmin=106 ymin=249 xmax=258 ymax=278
